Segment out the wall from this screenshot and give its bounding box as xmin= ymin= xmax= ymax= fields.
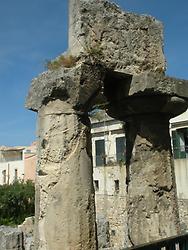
xmin=94 ymin=165 xmax=127 ymax=249
xmin=24 ymin=142 xmax=37 ymax=182
xmin=0 ymin=217 xmax=34 ymax=250
xmin=170 ymin=110 xmax=188 ymax=231
xmin=0 ymin=226 xmax=24 ymax=249
xmin=0 ymin=151 xmax=24 ymax=185
xmin=91 ymin=116 xmax=128 ymax=249
xmin=174 ymin=159 xmax=188 ymax=199
xmin=24 ymin=154 xmax=36 ymax=182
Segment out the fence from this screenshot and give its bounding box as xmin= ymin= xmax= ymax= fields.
xmin=124 ymin=233 xmax=188 ymax=250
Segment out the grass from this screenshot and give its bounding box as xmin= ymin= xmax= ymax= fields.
xmin=45 ymin=54 xmax=78 ymax=70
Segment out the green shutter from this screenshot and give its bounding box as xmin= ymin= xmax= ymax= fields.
xmin=172 ymin=130 xmax=186 ymax=159
xmin=179 ymin=130 xmax=186 ymax=159
xmin=172 ymin=130 xmax=180 ymax=159
xmin=116 ymin=137 xmax=126 ymax=162
xmin=95 ymin=140 xmax=105 ymax=166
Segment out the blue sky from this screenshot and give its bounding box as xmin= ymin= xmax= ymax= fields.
xmin=0 ymin=0 xmax=187 ymax=146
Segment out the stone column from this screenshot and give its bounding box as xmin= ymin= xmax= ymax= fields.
xmin=125 ymin=114 xmax=180 ymax=245
xmin=35 ymin=99 xmax=97 ymax=250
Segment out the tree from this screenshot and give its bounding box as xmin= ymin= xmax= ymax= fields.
xmin=0 ymin=180 xmax=35 ymax=225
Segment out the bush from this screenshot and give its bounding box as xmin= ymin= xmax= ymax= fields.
xmin=0 ymin=180 xmax=35 ymax=226
xmin=45 ymin=54 xmax=77 ymax=70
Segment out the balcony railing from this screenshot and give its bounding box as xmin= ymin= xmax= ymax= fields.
xmin=123 ymin=233 xmax=188 ymax=250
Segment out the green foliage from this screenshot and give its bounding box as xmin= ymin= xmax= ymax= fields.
xmin=45 ymin=54 xmax=77 ymax=70
xmin=84 ymin=41 xmax=104 ymax=63
xmin=0 ymin=180 xmax=35 ymax=226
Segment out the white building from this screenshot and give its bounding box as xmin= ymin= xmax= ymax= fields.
xmin=0 ymin=146 xmax=25 ymax=185
xmin=91 ymin=112 xmax=127 ymax=249
xmin=170 ymin=110 xmax=188 ymax=200
xmin=0 ymin=142 xmax=37 ymax=185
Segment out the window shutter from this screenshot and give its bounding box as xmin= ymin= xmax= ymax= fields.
xmin=95 ymin=140 xmax=105 ymax=166
xmin=116 ymin=137 xmax=126 ymax=162
xmin=172 ymin=130 xmax=180 ymax=159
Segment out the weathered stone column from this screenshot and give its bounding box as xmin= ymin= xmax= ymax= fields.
xmin=125 ymin=114 xmax=180 ymax=245
xmin=26 ymin=64 xmax=105 ymax=250
xmin=106 ymin=72 xmax=188 ymax=246
xmin=35 ymin=101 xmax=96 ymax=249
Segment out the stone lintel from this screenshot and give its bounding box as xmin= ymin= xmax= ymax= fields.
xmin=130 ymin=72 xmax=188 ymax=99
xmin=105 ymin=71 xmax=188 ymax=119
xmin=26 ymin=62 xmax=106 ymax=112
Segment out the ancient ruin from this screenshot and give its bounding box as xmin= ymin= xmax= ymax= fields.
xmin=26 ymin=0 xmax=188 ymax=249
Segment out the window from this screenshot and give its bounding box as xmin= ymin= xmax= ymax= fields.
xmin=95 ymin=139 xmax=105 ymax=166
xmin=116 ymin=137 xmax=126 ymax=162
xmin=14 ymin=169 xmax=18 ymax=181
xmin=2 ymin=170 xmax=6 ymax=184
xmin=172 ymin=128 xmax=188 ymax=159
xmin=114 ymin=180 xmax=119 ymax=193
xmin=94 ymin=180 xmax=99 ymax=191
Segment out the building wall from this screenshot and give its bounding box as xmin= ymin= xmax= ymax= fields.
xmin=174 ymin=159 xmax=188 ymax=199
xmin=170 ymin=110 xmax=188 ymax=200
xmin=170 ymin=110 xmax=188 ymax=231
xmin=24 ymin=142 xmax=37 ymax=182
xmin=91 ymin=116 xmax=128 ymax=249
xmin=94 ymin=165 xmax=127 ymax=249
xmin=24 ymin=154 xmax=36 ymax=182
xmin=0 ymin=143 xmax=37 ymax=185
xmin=0 ymin=151 xmax=24 ymax=185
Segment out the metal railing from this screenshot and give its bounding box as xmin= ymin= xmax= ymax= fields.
xmin=123 ymin=233 xmax=188 ymax=250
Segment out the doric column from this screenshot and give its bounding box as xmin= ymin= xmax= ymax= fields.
xmin=26 ymin=63 xmax=105 ymax=250
xmin=106 ymin=71 xmax=188 ymax=246
xmin=125 ymin=114 xmax=180 ymax=245
xmin=34 ymin=100 xmax=96 ymax=250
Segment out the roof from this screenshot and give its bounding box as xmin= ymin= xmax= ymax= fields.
xmin=0 ymin=146 xmax=25 ymax=152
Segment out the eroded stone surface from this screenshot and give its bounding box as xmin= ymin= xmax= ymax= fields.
xmin=0 ymin=226 xmax=23 ymax=250
xmin=130 ymin=72 xmax=188 ymax=98
xmin=69 ymin=0 xmax=166 ymax=74
xmin=35 ymin=100 xmax=96 ymax=250
xmin=26 ymin=63 xmax=105 ymax=112
xmin=18 ymin=217 xmax=34 ymax=250
xmin=97 ymin=215 xmax=110 ymax=249
xmin=105 ymin=71 xmax=188 ymax=120
xmin=26 ymin=61 xmax=107 ymax=249
xmin=125 ymin=115 xmax=180 ymax=245
xmin=178 ymin=199 xmax=188 ymax=232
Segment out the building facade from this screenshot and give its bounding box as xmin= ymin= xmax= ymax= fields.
xmin=170 ymin=110 xmax=188 ymax=230
xmin=0 ymin=142 xmax=37 ymax=185
xmin=91 ymin=113 xmax=127 ymax=249
xmin=24 ymin=142 xmax=37 ymax=182
xmin=0 ymin=146 xmax=25 ymax=185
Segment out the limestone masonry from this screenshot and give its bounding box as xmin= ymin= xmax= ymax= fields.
xmin=26 ymin=0 xmax=188 ymax=249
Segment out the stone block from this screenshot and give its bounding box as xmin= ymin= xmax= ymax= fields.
xmin=69 ymin=0 xmax=166 ymax=74
xmin=0 ymin=226 xmax=24 ymax=250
